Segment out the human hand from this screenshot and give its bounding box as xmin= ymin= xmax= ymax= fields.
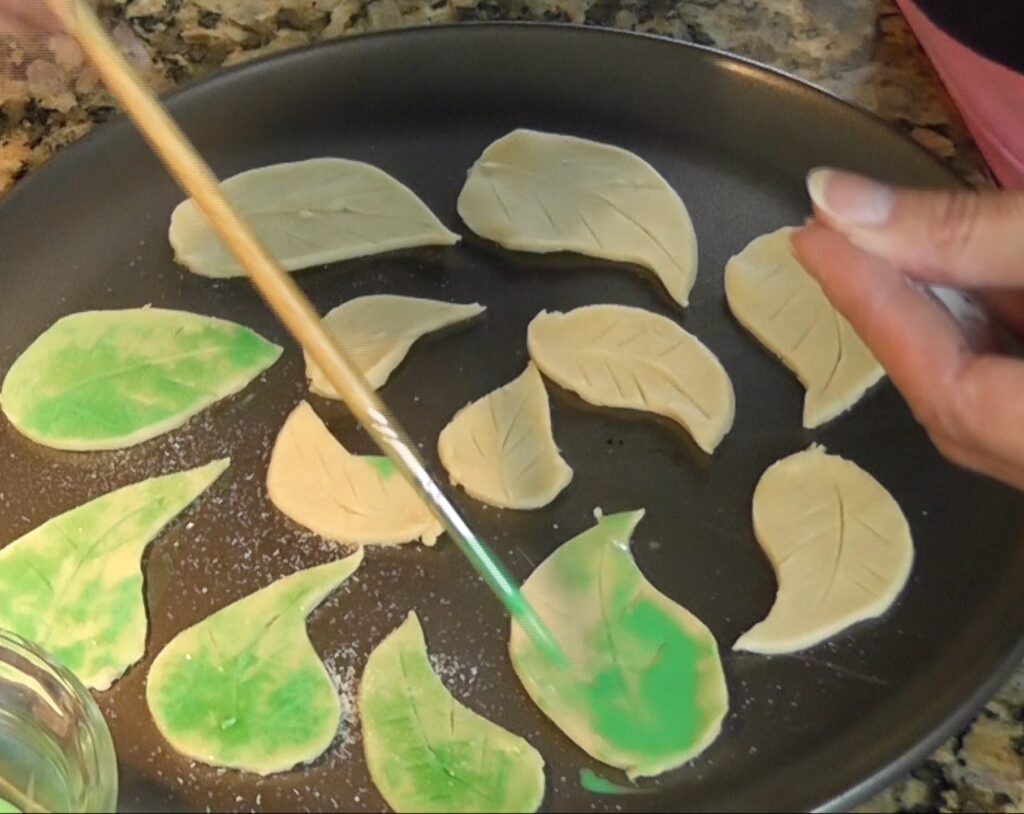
xmin=791 ymin=169 xmax=1024 ymax=490
xmin=0 ymin=0 xmax=62 ymax=34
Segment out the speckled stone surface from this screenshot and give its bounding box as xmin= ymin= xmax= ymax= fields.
xmin=0 ymin=1 xmax=1020 ymax=812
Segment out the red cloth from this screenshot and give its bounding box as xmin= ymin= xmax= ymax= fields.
xmin=897 ymin=0 xmax=1024 ymax=188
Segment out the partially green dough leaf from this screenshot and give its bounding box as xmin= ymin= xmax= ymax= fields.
xmin=361 ymin=612 xmax=545 ymax=813
xmin=510 ymin=511 xmax=728 ymax=779
xmin=147 ymin=552 xmax=364 ymax=775
xmin=0 ymin=308 xmax=282 ymax=450
xmin=0 ymin=798 xmax=20 ymax=813
xmin=0 ymin=459 xmax=228 ymax=691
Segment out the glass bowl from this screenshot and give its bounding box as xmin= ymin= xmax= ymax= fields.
xmin=0 ymin=630 xmax=117 ymax=812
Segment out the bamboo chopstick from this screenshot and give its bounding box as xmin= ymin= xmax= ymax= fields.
xmin=42 ymin=0 xmax=563 ymax=661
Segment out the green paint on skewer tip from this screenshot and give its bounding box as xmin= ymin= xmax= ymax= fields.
xmin=459 ymin=531 xmax=567 ymax=666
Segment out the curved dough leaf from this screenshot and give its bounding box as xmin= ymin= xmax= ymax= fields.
xmin=735 ymin=445 xmax=913 ymax=654
xmin=267 ymin=401 xmax=442 ymax=546
xmin=307 ymin=295 xmax=485 ymax=397
xmin=0 ymin=308 xmax=282 ymax=451
xmin=725 ymin=227 xmax=884 ymax=428
xmin=361 ymin=612 xmax=546 ymax=813
xmin=510 ymin=511 xmax=729 ymax=779
xmin=438 ymin=363 xmax=572 ymax=509
xmin=170 ymin=158 xmax=460 ymax=279
xmin=527 ymin=304 xmax=735 ymax=454
xmin=147 ymin=552 xmax=363 ymax=774
xmin=0 ymin=459 xmax=228 ymax=690
xmin=457 ymin=129 xmax=698 ymax=307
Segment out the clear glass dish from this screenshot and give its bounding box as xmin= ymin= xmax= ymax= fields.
xmin=0 ymin=630 xmax=117 ymax=813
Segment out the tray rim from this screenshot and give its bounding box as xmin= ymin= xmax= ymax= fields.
xmin=1 ymin=22 xmax=1017 ymax=814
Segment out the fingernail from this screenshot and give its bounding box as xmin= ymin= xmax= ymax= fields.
xmin=806 ymin=167 xmax=894 ymax=227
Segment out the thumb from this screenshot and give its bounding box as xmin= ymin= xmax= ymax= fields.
xmin=806 ymin=168 xmax=1024 ymax=288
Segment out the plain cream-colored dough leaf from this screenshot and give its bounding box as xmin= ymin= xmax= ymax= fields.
xmin=438 ymin=363 xmax=572 ymax=509
xmin=147 ymin=552 xmax=363 ymax=775
xmin=724 ymin=227 xmax=884 ymax=428
xmin=0 ymin=309 xmax=281 ymax=451
xmin=527 ymin=304 xmax=735 ymax=453
xmin=509 ymin=511 xmax=729 ymax=779
xmin=0 ymin=459 xmax=228 ymax=690
xmin=457 ymin=129 xmax=698 ymax=307
xmin=361 ymin=612 xmax=546 ymax=813
xmin=267 ymin=401 xmax=442 ymax=546
xmin=735 ymin=445 xmax=914 ymax=654
xmin=307 ymin=295 xmax=485 ymax=396
xmin=169 ymin=158 xmax=460 ymax=278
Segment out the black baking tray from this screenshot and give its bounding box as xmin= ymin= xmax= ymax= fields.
xmin=0 ymin=23 xmax=1021 ymax=813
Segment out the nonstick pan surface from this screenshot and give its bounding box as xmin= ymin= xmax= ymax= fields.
xmin=0 ymin=23 xmax=1021 ymax=814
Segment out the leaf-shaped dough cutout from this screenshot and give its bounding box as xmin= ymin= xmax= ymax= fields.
xmin=267 ymin=401 xmax=442 ymax=546
xmin=725 ymin=227 xmax=884 ymax=428
xmin=361 ymin=612 xmax=545 ymax=813
xmin=438 ymin=363 xmax=572 ymax=510
xmin=510 ymin=511 xmax=729 ymax=779
xmin=169 ymin=158 xmax=460 ymax=278
xmin=457 ymin=129 xmax=698 ymax=307
xmin=528 ymin=304 xmax=735 ymax=454
xmin=0 ymin=459 xmax=228 ymax=690
xmin=147 ymin=551 xmax=363 ymax=774
xmin=0 ymin=309 xmax=282 ymax=451
xmin=735 ymin=445 xmax=913 ymax=654
xmin=307 ymin=295 xmax=485 ymax=397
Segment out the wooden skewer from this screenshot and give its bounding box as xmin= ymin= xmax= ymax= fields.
xmin=42 ymin=0 xmax=563 ymax=658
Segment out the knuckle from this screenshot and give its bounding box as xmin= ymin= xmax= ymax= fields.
xmin=925 ymin=192 xmax=983 ymax=259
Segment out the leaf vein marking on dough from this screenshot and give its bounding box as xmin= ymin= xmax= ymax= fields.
xmin=532 ymin=191 xmax=560 ymax=236
xmin=654 ymin=338 xmax=687 ymax=359
xmin=502 ymin=423 xmax=536 ymax=459
xmin=774 ymin=535 xmax=824 ymax=571
xmin=290 ymin=421 xmax=369 ymax=518
xmin=45 ymin=493 xmax=169 ymax=630
xmin=486 ymin=398 xmax=511 ymax=500
xmin=849 ymin=574 xmax=881 ymax=598
xmin=818 ymin=308 xmax=845 ymax=398
xmin=853 ymin=514 xmax=895 ymax=548
xmin=789 ymin=310 xmax=824 ymax=354
xmin=468 ymin=430 xmax=487 ymax=460
xmin=507 ymin=449 xmax=546 ymax=484
xmin=19 ymin=559 xmax=55 ymax=597
xmin=585 ymin=319 xmax=619 ymax=344
xmin=577 ymin=209 xmax=606 ymax=250
xmin=767 ymin=286 xmax=803 ymax=322
xmin=42 ymin=346 xmax=225 ymax=402
xmin=485 ymin=176 xmax=515 ymax=225
xmin=596 ymin=543 xmax=628 ymax=679
xmin=396 ymin=648 xmax=475 ymax=790
xmin=600 ymin=359 xmax=629 ymax=400
xmin=569 ymin=347 xmax=713 ymax=419
xmin=650 ymin=366 xmax=712 ymax=420
xmin=591 ymin=192 xmax=682 ymax=271
xmin=499 ymin=390 xmax=530 ymax=455
xmin=815 ymin=481 xmax=847 ymax=612
xmin=756 ymin=262 xmax=786 ymax=287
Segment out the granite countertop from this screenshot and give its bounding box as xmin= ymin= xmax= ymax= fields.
xmin=0 ymin=1 xmax=1020 ymax=812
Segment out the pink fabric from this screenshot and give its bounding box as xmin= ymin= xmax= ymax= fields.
xmin=897 ymin=0 xmax=1024 ymax=188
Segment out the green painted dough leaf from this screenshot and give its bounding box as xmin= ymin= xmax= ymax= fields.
xmin=0 ymin=459 xmax=229 ymax=691
xmin=361 ymin=612 xmax=545 ymax=813
xmin=0 ymin=798 xmax=20 ymax=813
xmin=509 ymin=511 xmax=728 ymax=779
xmin=147 ymin=551 xmax=364 ymax=775
xmin=0 ymin=308 xmax=282 ymax=450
